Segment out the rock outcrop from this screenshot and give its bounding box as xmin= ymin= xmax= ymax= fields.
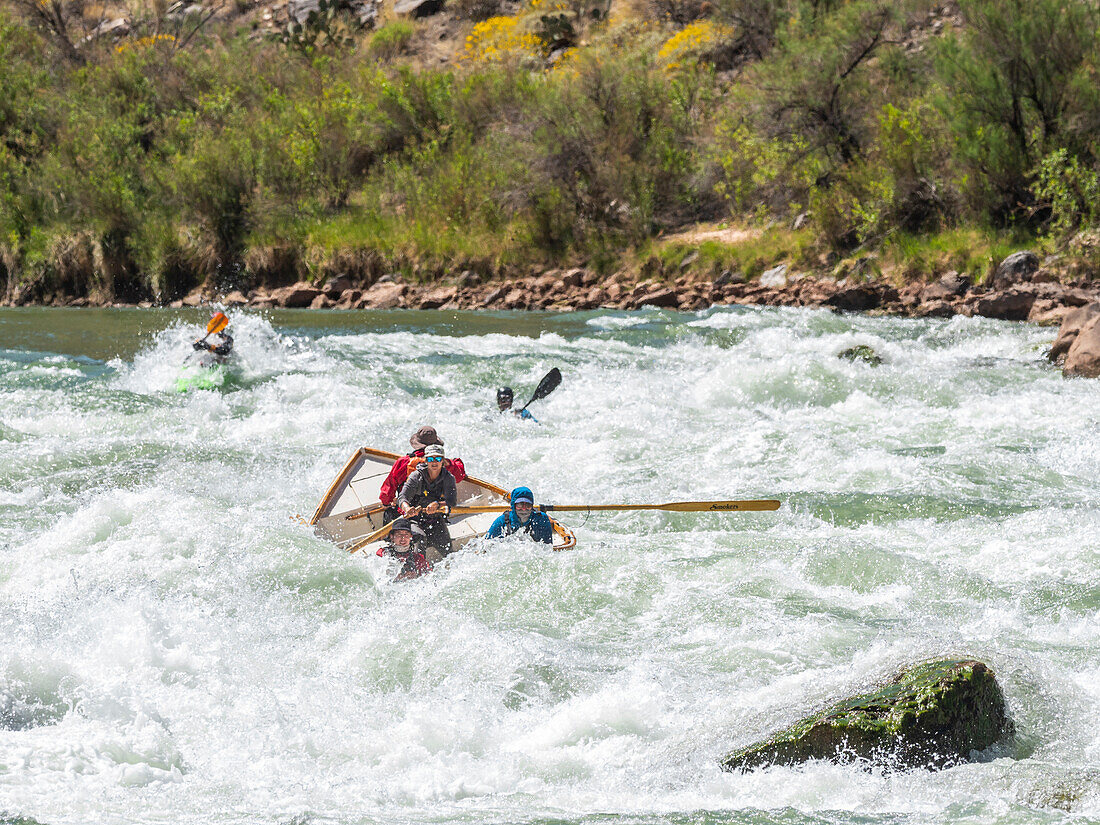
xmin=991 ymin=251 xmax=1040 ymax=290
xmin=1048 ymin=303 xmax=1100 ymax=365
xmin=721 ymin=659 xmax=1012 ymax=772
xmin=1062 ymin=312 xmax=1100 ymax=378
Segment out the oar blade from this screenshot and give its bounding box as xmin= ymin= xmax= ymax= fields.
xmin=207 ymin=312 xmax=229 ymax=335
xmin=522 ymin=367 xmax=562 ymax=409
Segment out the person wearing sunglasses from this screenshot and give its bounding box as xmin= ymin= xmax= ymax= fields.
xmin=397 ymin=443 xmax=457 ymax=558
xmin=485 ymin=486 xmax=553 ymax=544
xmin=379 ymin=426 xmax=467 ymax=522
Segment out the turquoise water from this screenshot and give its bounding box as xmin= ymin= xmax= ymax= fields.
xmin=0 ymin=306 xmax=1098 ymax=825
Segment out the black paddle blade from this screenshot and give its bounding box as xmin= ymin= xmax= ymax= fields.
xmin=522 ymin=368 xmax=562 ymax=409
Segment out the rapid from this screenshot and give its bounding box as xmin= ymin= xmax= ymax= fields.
xmin=0 ymin=305 xmax=1098 ymax=825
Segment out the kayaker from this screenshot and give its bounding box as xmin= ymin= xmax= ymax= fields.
xmin=379 ymin=426 xmax=467 ymax=521
xmin=496 ymin=387 xmax=537 ymax=422
xmin=192 ymin=317 xmax=233 ymax=363
xmin=397 ymin=443 xmax=457 ymax=557
xmin=376 ymin=517 xmax=431 ymax=580
xmin=486 ymin=486 xmax=553 ymax=544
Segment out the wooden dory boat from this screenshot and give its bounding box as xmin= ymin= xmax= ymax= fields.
xmin=310 ymin=447 xmax=577 ymax=557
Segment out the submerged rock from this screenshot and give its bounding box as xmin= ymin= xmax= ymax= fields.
xmin=838 ymin=345 xmax=882 ymax=366
xmin=721 ymin=659 xmax=1012 ymax=772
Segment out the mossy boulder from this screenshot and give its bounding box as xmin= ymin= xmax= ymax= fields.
xmin=838 ymin=344 xmax=883 ymax=366
xmin=721 ymin=659 xmax=1012 ymax=771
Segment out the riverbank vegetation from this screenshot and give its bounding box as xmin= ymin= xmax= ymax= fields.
xmin=2 ymin=0 xmax=1100 ymax=303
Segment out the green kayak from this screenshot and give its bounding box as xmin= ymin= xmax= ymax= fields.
xmin=175 ymin=363 xmax=229 ymax=393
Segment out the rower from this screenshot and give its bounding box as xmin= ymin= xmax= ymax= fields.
xmin=379 ymin=426 xmax=467 ymax=521
xmin=397 ymin=443 xmax=457 ymax=558
xmin=486 ymin=486 xmax=552 ymax=543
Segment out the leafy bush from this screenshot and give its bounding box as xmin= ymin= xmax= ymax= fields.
xmin=935 ymin=0 xmax=1100 ymax=224
xmin=1031 ymin=149 xmax=1100 ymax=239
xmin=369 ymin=20 xmax=415 ymax=59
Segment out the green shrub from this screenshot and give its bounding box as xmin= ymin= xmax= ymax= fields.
xmin=935 ymin=0 xmax=1100 ymax=224
xmin=1031 ymin=149 xmax=1100 ymax=239
xmin=369 ymin=21 xmax=415 ymax=60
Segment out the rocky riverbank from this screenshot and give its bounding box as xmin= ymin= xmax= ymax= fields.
xmin=7 ymin=250 xmax=1099 ymax=327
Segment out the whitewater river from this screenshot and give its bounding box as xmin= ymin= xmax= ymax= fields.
xmin=1 ymin=305 xmax=1098 ymax=825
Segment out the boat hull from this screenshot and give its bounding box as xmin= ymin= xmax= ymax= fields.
xmin=310 ymin=447 xmax=576 ymax=558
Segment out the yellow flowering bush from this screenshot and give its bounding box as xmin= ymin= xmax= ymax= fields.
xmin=115 ymin=34 xmax=176 ymax=55
xmin=657 ymin=20 xmax=732 ymax=70
xmin=464 ymin=15 xmax=543 ymax=62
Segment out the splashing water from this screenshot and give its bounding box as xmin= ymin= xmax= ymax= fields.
xmin=0 ymin=305 xmax=1099 ymax=825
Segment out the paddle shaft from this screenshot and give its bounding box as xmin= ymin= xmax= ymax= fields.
xmin=344 ymin=499 xmax=779 ymax=552
xmin=346 ymin=518 xmax=401 ymax=554
xmin=450 ymin=499 xmax=781 ymax=514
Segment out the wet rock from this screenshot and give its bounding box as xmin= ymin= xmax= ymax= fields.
xmin=992 ymin=251 xmax=1040 ymax=290
xmin=418 ymin=286 xmax=457 ymax=309
xmin=634 ymin=288 xmax=679 ymax=309
xmin=1017 ymin=766 xmax=1100 ymax=812
xmin=357 ymin=281 xmax=406 ymax=309
xmin=920 ymin=272 xmax=969 ymax=302
xmin=223 ymin=290 xmax=249 ymax=306
xmin=827 ymin=283 xmax=896 ymax=312
xmin=334 ymin=288 xmax=362 ymax=308
xmin=561 ymin=268 xmax=584 ymax=288
xmin=323 ymin=276 xmax=353 ymax=296
xmin=838 ymin=345 xmax=882 ymax=366
xmin=1063 ymin=314 xmax=1100 ymax=378
xmin=181 ymin=289 xmax=205 ymax=307
xmin=721 ymin=659 xmax=1012 ymax=772
xmin=974 ymin=288 xmax=1037 ymax=321
xmin=1028 ymin=300 xmax=1073 ymax=327
xmin=270 ymin=282 xmax=322 ymax=308
xmin=1048 ymin=302 xmax=1100 ymax=363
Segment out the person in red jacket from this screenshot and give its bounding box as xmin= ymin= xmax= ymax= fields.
xmin=379 ymin=426 xmax=466 ymax=520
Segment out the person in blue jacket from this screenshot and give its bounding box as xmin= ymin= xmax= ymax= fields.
xmin=497 ymin=387 xmax=537 ymax=422
xmin=486 ymin=486 xmax=553 ymax=543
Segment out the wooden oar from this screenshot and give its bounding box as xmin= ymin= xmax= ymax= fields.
xmin=346 ymin=518 xmax=402 ymax=554
xmin=450 ymin=499 xmax=781 ymax=514
xmin=344 ymin=499 xmax=780 ymax=553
